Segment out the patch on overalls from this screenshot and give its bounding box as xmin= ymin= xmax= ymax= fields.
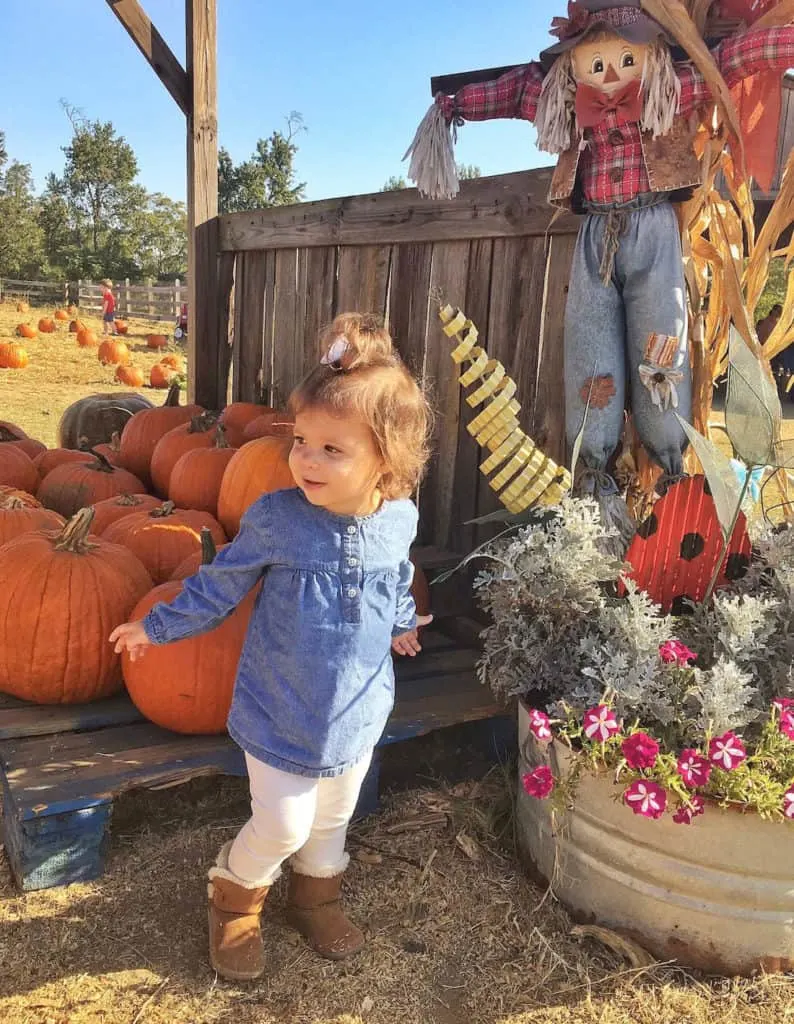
xmin=580 ymin=375 xmax=616 ymax=409
xmin=638 ymin=332 xmax=685 ymax=410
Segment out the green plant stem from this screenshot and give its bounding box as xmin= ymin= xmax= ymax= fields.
xmin=703 ymin=470 xmax=752 ymax=605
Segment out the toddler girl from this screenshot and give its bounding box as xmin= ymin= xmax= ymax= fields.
xmin=110 ymin=313 xmax=433 ymax=981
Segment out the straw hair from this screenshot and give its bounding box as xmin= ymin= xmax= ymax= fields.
xmin=100 ymin=278 xmax=113 ymax=288
xmin=289 ymin=313 xmax=433 ymax=500
xmin=535 ymin=40 xmax=679 ymax=155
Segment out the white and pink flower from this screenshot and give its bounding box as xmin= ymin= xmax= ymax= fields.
xmin=708 ymin=732 xmax=747 ymax=771
xmin=784 ymin=785 xmax=794 ymax=821
xmin=676 ymin=749 xmax=712 ymax=788
xmin=659 ymin=640 xmax=697 ymax=667
xmin=773 ymin=697 xmax=794 ymax=712
xmin=780 ymin=710 xmax=794 ymax=742
xmin=522 ymin=765 xmax=555 ymax=800
xmin=621 ymin=731 xmax=660 ymax=770
xmin=623 ymin=780 xmax=667 ymax=820
xmin=583 ymin=704 xmax=620 ymax=743
xmin=672 ymin=794 xmax=705 ymax=825
xmin=527 ymin=709 xmax=553 ymax=743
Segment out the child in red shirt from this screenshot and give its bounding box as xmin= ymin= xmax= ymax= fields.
xmin=100 ymin=278 xmax=117 ymax=336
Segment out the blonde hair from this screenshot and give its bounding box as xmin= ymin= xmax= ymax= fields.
xmin=534 ymin=40 xmax=681 ymax=155
xmin=100 ymin=278 xmax=113 ymax=289
xmin=288 ymin=313 xmax=433 ymax=500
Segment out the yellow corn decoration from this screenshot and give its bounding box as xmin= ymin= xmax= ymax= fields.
xmin=439 ymin=304 xmax=571 ymax=513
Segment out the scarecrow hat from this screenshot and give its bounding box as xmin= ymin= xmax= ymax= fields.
xmin=539 ymin=0 xmax=675 ymax=72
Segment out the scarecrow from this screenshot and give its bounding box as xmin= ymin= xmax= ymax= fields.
xmin=404 ymin=0 xmax=794 ymax=540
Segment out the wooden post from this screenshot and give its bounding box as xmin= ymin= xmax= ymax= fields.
xmin=174 ymin=278 xmax=180 ymax=318
xmin=186 ymin=0 xmax=220 ymax=408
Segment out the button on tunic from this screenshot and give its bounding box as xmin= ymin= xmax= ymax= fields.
xmin=142 ymin=488 xmax=419 ymax=777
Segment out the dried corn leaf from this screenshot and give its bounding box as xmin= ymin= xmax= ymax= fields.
xmin=746 ymin=149 xmax=794 ymax=311
xmin=710 ymin=205 xmax=759 ymax=352
xmin=752 ymin=0 xmax=794 ymax=30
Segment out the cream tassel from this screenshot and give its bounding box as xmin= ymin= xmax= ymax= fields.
xmin=640 ymin=42 xmax=681 ymax=139
xmin=403 ymin=100 xmax=459 ymax=200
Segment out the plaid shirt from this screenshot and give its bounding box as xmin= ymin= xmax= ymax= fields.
xmin=442 ymin=27 xmax=794 ymax=205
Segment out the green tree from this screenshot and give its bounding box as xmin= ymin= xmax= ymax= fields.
xmin=219 ymin=113 xmax=306 ymax=213
xmin=40 ymin=107 xmax=147 ymax=278
xmin=381 ymin=175 xmax=407 ymax=191
xmin=381 ymin=164 xmax=480 ymax=192
xmin=457 ymin=163 xmax=481 ymax=180
xmin=0 ymin=131 xmax=45 ymax=278
xmin=130 ymin=193 xmax=187 ymax=279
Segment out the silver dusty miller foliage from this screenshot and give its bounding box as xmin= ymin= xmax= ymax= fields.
xmin=474 ymin=497 xmax=794 ymax=744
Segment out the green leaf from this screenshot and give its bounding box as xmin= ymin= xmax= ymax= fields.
xmin=675 ymin=415 xmax=743 ymax=540
xmin=725 ymin=326 xmax=780 ymax=467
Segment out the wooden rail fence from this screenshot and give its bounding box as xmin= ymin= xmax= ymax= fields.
xmin=77 ymin=279 xmax=186 ymax=322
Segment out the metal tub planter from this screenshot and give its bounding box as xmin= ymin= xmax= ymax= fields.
xmin=517 ymin=701 xmax=794 ymax=975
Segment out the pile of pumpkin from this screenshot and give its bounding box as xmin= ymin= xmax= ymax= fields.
xmin=0 ymin=384 xmax=430 ymax=736
xmin=8 ymin=301 xmax=181 ymax=389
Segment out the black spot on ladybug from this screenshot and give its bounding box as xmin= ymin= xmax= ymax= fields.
xmin=637 ymin=514 xmax=658 ymax=540
xmin=671 ymin=594 xmax=695 ymax=616
xmin=725 ymin=552 xmax=750 ymax=581
xmin=702 ymin=477 xmax=712 ymax=497
xmin=680 ymin=533 xmax=705 ymax=561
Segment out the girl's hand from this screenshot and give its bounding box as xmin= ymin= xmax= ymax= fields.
xmin=391 ymin=615 xmax=433 ymax=657
xmin=109 ymin=620 xmax=151 ymax=661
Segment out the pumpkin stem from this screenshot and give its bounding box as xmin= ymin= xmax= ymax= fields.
xmin=215 ymin=423 xmax=230 ymax=449
xmin=116 ymin=492 xmax=143 ymax=507
xmin=109 ymin=431 xmax=121 ymax=450
xmin=164 ymin=380 xmax=183 ymax=408
xmin=54 ymin=508 xmax=97 ymax=552
xmin=3 ymin=496 xmax=26 ymax=510
xmin=200 ymin=527 xmax=218 ymax=565
xmin=83 ymin=448 xmax=116 ymax=473
xmin=189 ymin=411 xmax=219 ymax=434
xmin=152 ymin=501 xmax=176 ymax=518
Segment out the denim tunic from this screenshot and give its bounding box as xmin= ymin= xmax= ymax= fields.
xmin=142 ymin=488 xmax=418 ymax=777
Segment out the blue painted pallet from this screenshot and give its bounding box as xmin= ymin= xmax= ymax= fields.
xmin=0 ymin=621 xmax=505 ymax=891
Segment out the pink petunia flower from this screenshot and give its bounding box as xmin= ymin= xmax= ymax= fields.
xmin=583 ymin=705 xmax=620 ymax=743
xmin=522 ymin=765 xmax=555 ymax=800
xmin=621 ymin=731 xmax=660 ymax=770
xmin=672 ymin=794 xmax=705 ymax=825
xmin=784 ymin=785 xmax=794 ymax=820
xmin=623 ymin=780 xmax=667 ymax=820
xmin=773 ymin=697 xmax=794 ymax=712
xmin=676 ymin=749 xmax=712 ymax=788
xmin=708 ymin=732 xmax=747 ymax=771
xmin=780 ymin=710 xmax=794 ymax=742
xmin=527 ymin=709 xmax=553 ymax=743
xmin=659 ymin=640 xmax=697 ymax=667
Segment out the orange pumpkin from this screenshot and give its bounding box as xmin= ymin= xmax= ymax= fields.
xmin=217 ymin=436 xmax=294 ymax=538
xmin=98 ymin=339 xmax=130 ymax=366
xmin=122 ymin=529 xmax=257 ymax=733
xmin=54 ymin=309 xmax=69 ymax=321
xmin=103 ymin=501 xmax=227 ymax=584
xmin=146 ymin=333 xmax=169 ymax=349
xmin=70 ymin=319 xmax=86 ymax=333
xmin=87 ymin=431 xmax=123 ymax=466
xmin=38 ymin=318 xmax=55 ymax=333
xmin=241 ymin=411 xmax=295 ymax=443
xmin=0 ymin=446 xmax=38 ymax=493
xmin=37 ymin=450 xmax=147 ymax=518
xmin=116 ymin=364 xmax=145 ymax=387
xmin=171 ymin=529 xmax=229 ymax=580
xmin=1 ymin=342 xmax=29 ymax=369
xmin=150 ymin=362 xmax=179 ymax=389
xmin=149 ymin=411 xmax=219 ymax=498
xmin=16 ymin=323 xmax=36 ymax=340
xmin=89 ymin=492 xmax=163 ymax=535
xmin=168 ymin=425 xmax=237 ymax=517
xmin=0 ymin=496 xmax=64 ymax=547
xmin=117 ymin=380 xmax=202 ymax=485
xmin=0 ymin=508 xmax=152 ymax=704
xmin=0 ymin=420 xmax=28 ymax=440
xmin=159 ymin=353 xmax=184 ymax=372
xmin=114 ymin=319 xmax=128 ymax=334
xmin=0 ymin=426 xmax=46 ymax=461
xmin=219 ymin=403 xmax=277 ymax=446
xmin=77 ymin=327 xmax=98 ymax=348
xmin=34 ymin=447 xmax=96 ymax=480
xmin=0 ymin=485 xmax=40 ymax=508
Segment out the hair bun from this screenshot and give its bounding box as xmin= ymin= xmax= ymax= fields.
xmin=319 ymin=312 xmax=394 ymax=370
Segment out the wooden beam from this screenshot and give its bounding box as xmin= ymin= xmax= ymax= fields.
xmin=186 ymin=0 xmax=221 ymax=409
xmin=431 ymin=64 xmax=522 ymax=97
xmin=218 ymin=170 xmax=579 ymax=252
xmin=106 ymin=0 xmax=190 ymax=116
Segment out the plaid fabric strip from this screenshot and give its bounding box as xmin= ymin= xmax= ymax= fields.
xmin=448 ymin=62 xmax=545 ymax=122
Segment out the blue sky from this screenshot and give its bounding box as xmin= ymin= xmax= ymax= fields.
xmin=0 ymin=0 xmax=558 ymax=204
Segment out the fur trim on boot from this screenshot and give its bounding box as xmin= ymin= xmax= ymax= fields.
xmin=207 ymin=842 xmax=271 ymax=981
xmin=285 ymin=861 xmax=364 ymax=961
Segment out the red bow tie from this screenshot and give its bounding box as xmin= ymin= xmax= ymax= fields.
xmin=575 ymin=80 xmax=643 ymax=131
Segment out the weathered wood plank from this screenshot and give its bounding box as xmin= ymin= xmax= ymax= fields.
xmin=430 ymin=64 xmax=525 ymax=97
xmin=532 ymin=232 xmax=577 ymax=466
xmin=216 ymin=250 xmax=235 ymax=407
xmin=303 ymin=246 xmax=336 ymax=372
xmin=105 ymin=0 xmax=190 ymax=115
xmin=271 ymin=249 xmax=306 ymax=406
xmin=186 ymin=0 xmax=219 ymax=409
xmin=336 ymin=246 xmax=392 ymax=317
xmin=0 ymin=694 xmax=143 ymax=742
xmin=232 ymin=251 xmax=268 ymax=403
xmin=219 ymin=171 xmax=580 ymax=252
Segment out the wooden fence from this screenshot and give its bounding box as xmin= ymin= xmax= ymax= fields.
xmin=208 ymin=169 xmax=580 ymax=554
xmin=0 ymin=278 xmax=69 ymax=304
xmin=78 ymin=279 xmax=186 ymax=322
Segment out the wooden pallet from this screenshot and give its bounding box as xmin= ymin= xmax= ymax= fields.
xmin=0 ymin=620 xmax=506 ymax=891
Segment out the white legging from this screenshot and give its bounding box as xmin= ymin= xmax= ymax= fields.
xmin=227 ymin=750 xmax=373 ymax=885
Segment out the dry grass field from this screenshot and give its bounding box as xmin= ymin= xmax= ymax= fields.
xmin=0 ymin=300 xmax=179 ymax=446
xmin=0 ymin=302 xmax=792 ymax=1023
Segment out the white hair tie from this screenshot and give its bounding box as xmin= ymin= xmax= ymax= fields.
xmin=321 ymin=337 xmax=349 ymax=366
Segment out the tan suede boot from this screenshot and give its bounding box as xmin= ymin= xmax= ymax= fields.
xmin=207 ymin=843 xmax=271 ymax=981
xmin=286 ymin=865 xmax=365 ymax=960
